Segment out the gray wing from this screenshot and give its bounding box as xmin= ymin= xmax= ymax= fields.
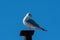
xmin=27 ymin=19 xmax=47 ymax=31
xmin=27 ymin=19 xmax=40 ymax=27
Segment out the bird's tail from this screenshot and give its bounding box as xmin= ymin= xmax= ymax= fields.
xmin=36 ymin=27 xmax=47 ymax=32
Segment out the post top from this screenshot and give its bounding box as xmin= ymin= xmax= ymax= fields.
xmin=20 ymin=30 xmax=34 ymax=36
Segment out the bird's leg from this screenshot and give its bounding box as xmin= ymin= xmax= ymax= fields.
xmin=28 ymin=27 xmax=32 ymax=30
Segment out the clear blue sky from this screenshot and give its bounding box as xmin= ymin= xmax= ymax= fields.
xmin=0 ymin=0 xmax=60 ymax=40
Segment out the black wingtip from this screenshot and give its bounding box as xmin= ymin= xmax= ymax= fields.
xmin=43 ymin=30 xmax=48 ymax=32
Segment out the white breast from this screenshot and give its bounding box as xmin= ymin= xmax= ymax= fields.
xmin=23 ymin=15 xmax=29 ymax=25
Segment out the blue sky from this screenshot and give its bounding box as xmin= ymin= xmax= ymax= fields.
xmin=0 ymin=0 xmax=60 ymax=40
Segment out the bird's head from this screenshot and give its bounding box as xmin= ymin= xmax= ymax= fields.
xmin=26 ymin=12 xmax=32 ymax=17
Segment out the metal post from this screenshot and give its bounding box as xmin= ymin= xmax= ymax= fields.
xmin=20 ymin=30 xmax=34 ymax=40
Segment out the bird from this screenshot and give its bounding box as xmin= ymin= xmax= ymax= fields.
xmin=23 ymin=12 xmax=47 ymax=31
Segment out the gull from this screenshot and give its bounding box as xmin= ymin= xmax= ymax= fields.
xmin=23 ymin=12 xmax=47 ymax=31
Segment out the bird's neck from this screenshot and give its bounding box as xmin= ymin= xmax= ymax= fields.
xmin=23 ymin=15 xmax=30 ymax=21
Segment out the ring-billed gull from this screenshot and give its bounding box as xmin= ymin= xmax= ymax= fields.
xmin=23 ymin=12 xmax=47 ymax=31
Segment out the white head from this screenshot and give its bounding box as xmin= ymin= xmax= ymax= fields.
xmin=26 ymin=12 xmax=32 ymax=17
xmin=23 ymin=12 xmax=32 ymax=22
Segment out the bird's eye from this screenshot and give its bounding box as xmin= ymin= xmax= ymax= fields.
xmin=29 ymin=14 xmax=31 ymax=16
xmin=29 ymin=14 xmax=32 ymax=17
